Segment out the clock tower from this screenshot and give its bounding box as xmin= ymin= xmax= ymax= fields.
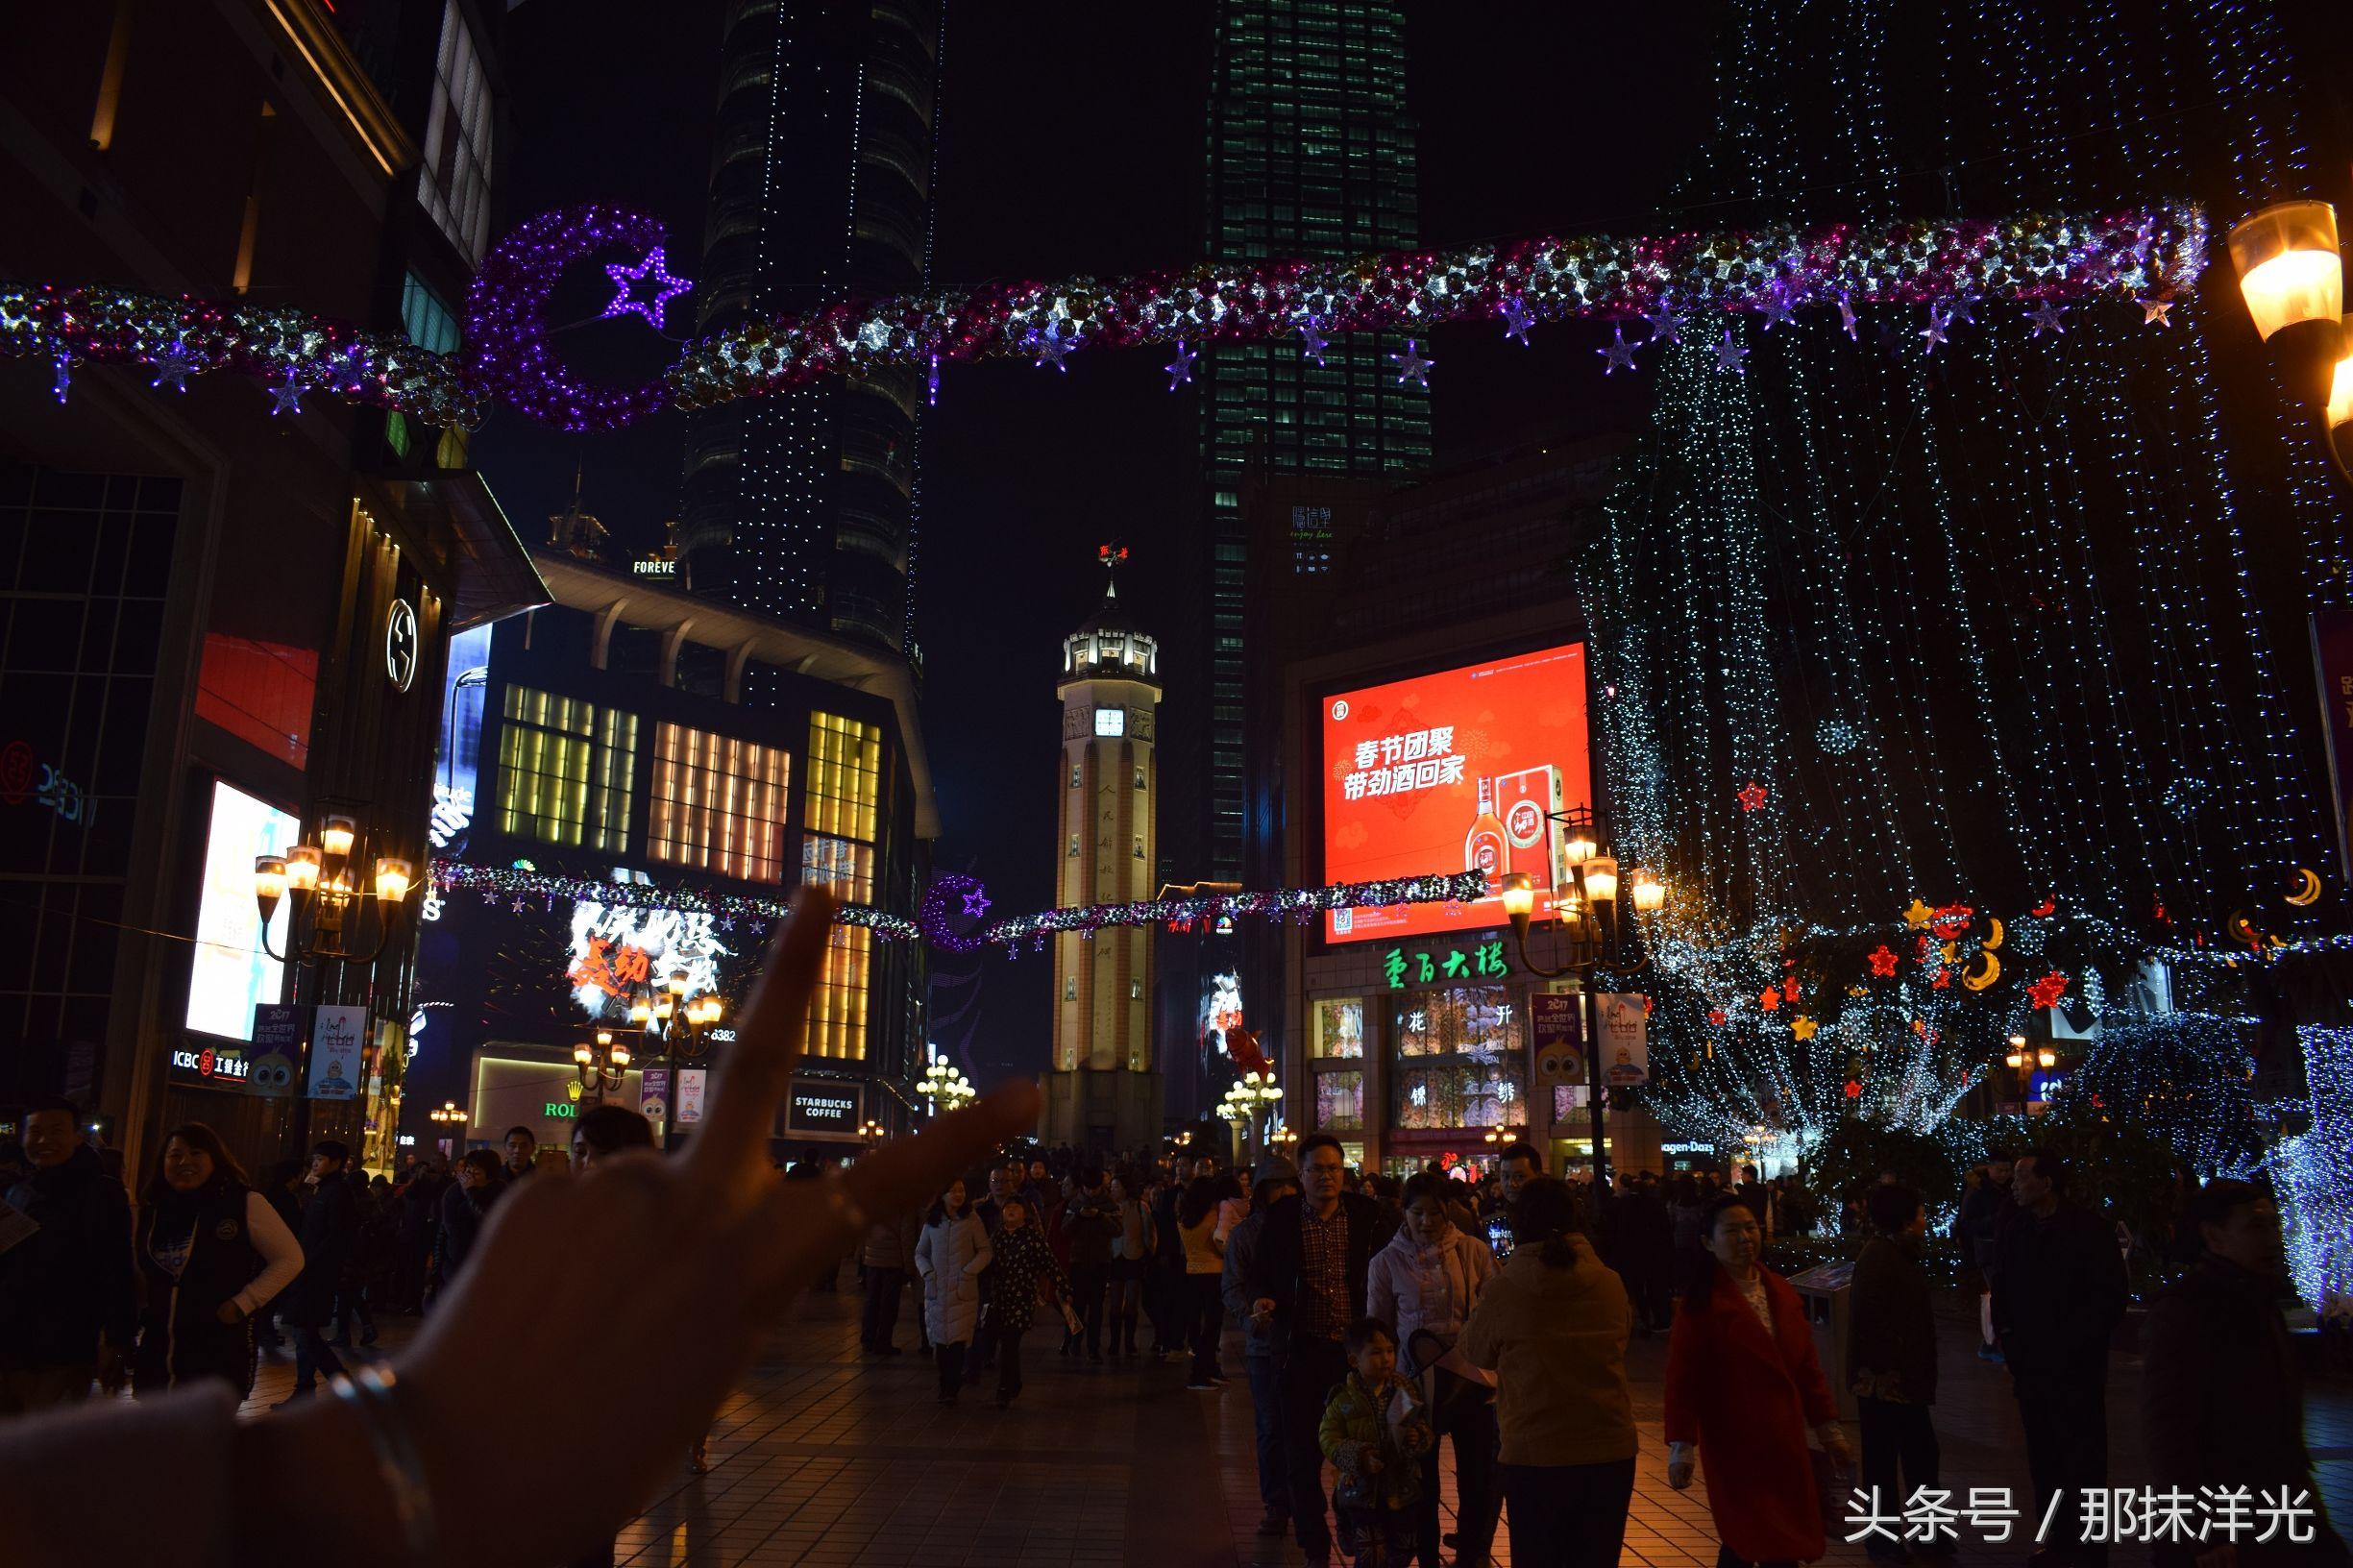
xmin=1041 ymin=548 xmax=1164 ymax=1149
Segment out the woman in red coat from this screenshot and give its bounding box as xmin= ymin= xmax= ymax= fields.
xmin=1665 ymin=1193 xmax=1854 ymax=1568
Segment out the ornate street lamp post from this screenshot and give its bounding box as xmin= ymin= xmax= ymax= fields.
xmin=1496 ymin=811 xmax=1666 ymax=1188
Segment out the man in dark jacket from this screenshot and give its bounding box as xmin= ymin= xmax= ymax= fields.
xmin=1060 ymin=1166 xmax=1118 ymax=1362
xmin=1849 ymin=1183 xmax=1942 ymax=1564
xmin=276 ymin=1139 xmax=359 ymax=1404
xmin=2143 ymin=1180 xmax=2346 ymax=1568
xmin=1993 ymin=1151 xmax=2127 ymax=1568
xmin=1960 ymin=1152 xmax=2014 ymax=1360
xmin=1243 ymin=1133 xmax=1382 ymax=1568
xmin=1222 ymin=1158 xmax=1301 ymax=1539
xmin=430 ymin=1149 xmax=503 ymax=1301
xmin=0 ymin=1098 xmax=135 ymax=1413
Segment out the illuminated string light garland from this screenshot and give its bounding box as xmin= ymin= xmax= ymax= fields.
xmin=1580 ymin=0 xmax=2337 ymax=1161
xmin=429 ymin=861 xmax=1486 ymax=951
xmin=2 ymin=203 xmax=2205 ymax=432
xmin=2272 ymin=1026 xmax=2353 ymax=1316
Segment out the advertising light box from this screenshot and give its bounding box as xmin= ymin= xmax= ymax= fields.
xmin=186 ymin=780 xmax=300 ymax=1040
xmin=1321 ymin=644 xmax=1590 ymax=943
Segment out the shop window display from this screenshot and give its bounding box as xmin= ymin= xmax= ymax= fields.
xmin=1389 ymin=986 xmax=1524 ymax=1129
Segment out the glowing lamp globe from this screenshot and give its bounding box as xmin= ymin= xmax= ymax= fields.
xmin=373 ymin=856 xmax=413 ymax=902
xmin=1629 ymin=868 xmax=1665 ymax=914
xmin=254 ymin=855 xmax=287 ymax=917
xmin=2330 ymin=346 xmax=2353 ymax=434
xmin=1562 ymin=824 xmax=1601 ymax=866
xmin=1499 ymin=871 xmax=1537 ymax=921
xmin=2229 ymin=202 xmax=2341 ymax=341
xmin=1583 ymin=856 xmax=1619 ymax=905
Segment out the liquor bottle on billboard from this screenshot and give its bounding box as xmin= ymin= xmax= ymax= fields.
xmin=1465 ymin=777 xmax=1507 ymax=893
xmin=1496 ymin=765 xmax=1564 ymax=894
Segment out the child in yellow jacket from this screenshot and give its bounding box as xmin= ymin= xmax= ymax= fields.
xmin=1318 ymin=1317 xmax=1434 ymax=1568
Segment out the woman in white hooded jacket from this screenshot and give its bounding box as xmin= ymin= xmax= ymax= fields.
xmin=1367 ymin=1171 xmax=1501 ymax=1568
xmin=914 ymin=1178 xmax=992 ymax=1406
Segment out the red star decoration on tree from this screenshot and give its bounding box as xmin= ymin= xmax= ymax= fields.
xmin=1930 ymin=967 xmax=1952 ymax=990
xmin=1707 ymin=1008 xmax=1727 ymax=1027
xmin=1780 ymin=975 xmax=1801 ymax=1003
xmin=1736 ymin=780 xmax=1770 ymax=813
xmin=1757 ymin=988 xmax=1780 ymax=1013
xmin=1868 ymin=944 xmax=1900 ymax=978
xmin=2027 ymin=970 xmax=2071 ymax=1010
xmin=1844 ymin=1079 xmax=1863 ymax=1099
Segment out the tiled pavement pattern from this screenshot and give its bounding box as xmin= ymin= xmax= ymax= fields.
xmin=241 ymin=1276 xmax=2353 ymax=1568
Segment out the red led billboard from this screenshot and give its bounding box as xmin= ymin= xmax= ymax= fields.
xmin=1320 ymin=644 xmax=1591 ymax=943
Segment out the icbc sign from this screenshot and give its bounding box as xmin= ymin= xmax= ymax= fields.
xmin=170 ymin=1045 xmax=252 ymax=1083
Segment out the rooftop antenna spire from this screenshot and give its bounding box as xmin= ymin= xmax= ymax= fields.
xmin=1098 ymin=541 xmax=1128 ymax=598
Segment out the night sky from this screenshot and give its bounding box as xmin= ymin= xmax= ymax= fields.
xmin=476 ymin=3 xmax=1714 ymax=1082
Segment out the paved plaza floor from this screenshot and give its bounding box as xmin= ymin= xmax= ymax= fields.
xmin=244 ymin=1275 xmax=2353 ymax=1568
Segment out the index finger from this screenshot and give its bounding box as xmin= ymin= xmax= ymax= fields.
xmin=686 ymin=885 xmax=836 ymax=1188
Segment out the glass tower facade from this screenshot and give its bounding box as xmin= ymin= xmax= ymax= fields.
xmin=684 ymin=0 xmax=943 ymax=665
xmin=1198 ymin=0 xmax=1428 ymax=877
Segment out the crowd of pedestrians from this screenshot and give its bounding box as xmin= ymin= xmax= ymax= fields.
xmin=3 ymin=1090 xmax=2345 ymax=1568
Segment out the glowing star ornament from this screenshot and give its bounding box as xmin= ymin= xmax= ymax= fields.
xmin=1712 ymin=328 xmax=1749 ymax=375
xmin=1389 ymin=338 xmax=1434 ymax=387
xmin=1598 ymin=326 xmax=1638 ymax=375
xmin=1644 ymin=298 xmax=1683 ymax=346
xmin=150 ymin=338 xmax=194 ymax=393
xmin=1500 ymin=297 xmax=1535 ymax=346
xmin=1164 ymin=341 xmax=1197 ymax=392
xmin=961 ymin=888 xmax=992 ymax=919
xmin=1791 ymin=1016 xmax=1819 ymax=1041
xmin=1299 ymin=320 xmax=1330 ymax=366
xmin=1931 ymin=968 xmax=1952 ymax=990
xmin=601 ymin=246 xmax=692 ymax=330
xmin=1032 ymin=330 xmax=1073 ymax=372
xmin=1868 ymin=944 xmax=1900 ymax=979
xmin=1757 ymin=987 xmax=1780 ymax=1013
xmin=269 ymin=369 xmax=306 ymax=417
xmin=1759 ymin=282 xmax=1798 ymax=330
xmin=1919 ymin=304 xmax=1950 ymax=352
xmin=2027 ymin=970 xmax=2071 ymax=1010
xmin=1901 ymin=898 xmax=1934 ymax=930
xmin=2029 ymin=300 xmax=2068 ymax=336
xmin=1736 ymin=780 xmax=1769 ymax=812
xmin=2139 ymin=296 xmax=2174 ymax=327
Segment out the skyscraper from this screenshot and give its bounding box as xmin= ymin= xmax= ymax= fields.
xmin=684 ymin=0 xmax=943 ymax=664
xmin=1195 ymin=0 xmax=1429 ymax=879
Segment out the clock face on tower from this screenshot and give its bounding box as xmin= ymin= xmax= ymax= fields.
xmin=1093 ymin=706 xmax=1126 ymax=737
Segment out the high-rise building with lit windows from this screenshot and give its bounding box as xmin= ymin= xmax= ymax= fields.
xmin=683 ymin=0 xmax=944 ymax=661
xmin=1192 ymin=0 xmax=1429 ymax=881
xmin=410 ymin=547 xmax=939 ymax=1164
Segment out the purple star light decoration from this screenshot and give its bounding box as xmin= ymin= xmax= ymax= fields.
xmin=601 ymin=246 xmax=693 ymax=331
xmin=962 ymin=888 xmax=993 ymax=919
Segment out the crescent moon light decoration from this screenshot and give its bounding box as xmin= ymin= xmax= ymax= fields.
xmin=2286 ymin=868 xmax=2321 ymax=907
xmin=1961 ymin=952 xmax=2001 ymax=991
